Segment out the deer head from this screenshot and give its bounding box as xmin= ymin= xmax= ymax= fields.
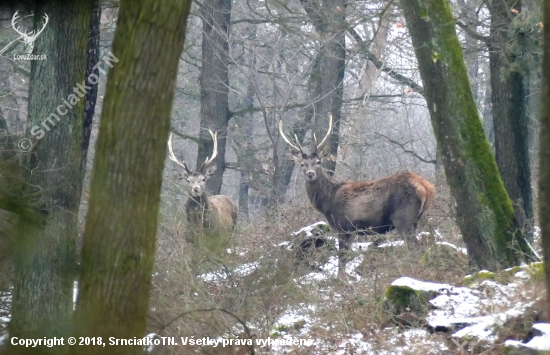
xmin=168 ymin=130 xmax=218 ymax=197
xmin=11 ymin=11 xmax=49 ymax=54
xmin=279 ymin=114 xmax=332 ymax=182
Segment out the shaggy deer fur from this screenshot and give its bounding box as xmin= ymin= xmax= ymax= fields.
xmin=280 ymin=115 xmax=436 ymax=274
xmin=168 ymin=131 xmax=238 ymax=239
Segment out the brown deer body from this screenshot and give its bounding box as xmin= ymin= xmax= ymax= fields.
xmin=185 ymin=194 xmax=238 ymax=235
xmin=280 ymin=115 xmax=435 ymax=274
xmin=168 ymin=131 xmax=238 ymax=245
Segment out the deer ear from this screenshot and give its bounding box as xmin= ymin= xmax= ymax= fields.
xmin=205 ymin=165 xmax=217 ymax=177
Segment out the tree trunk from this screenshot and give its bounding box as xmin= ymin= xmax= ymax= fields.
xmin=482 ymin=84 xmax=495 ymax=149
xmin=457 ymin=0 xmax=480 ymax=102
xmin=81 ymin=0 xmax=100 ymax=179
xmin=400 ymin=0 xmax=534 ymax=270
xmin=300 ymin=0 xmax=346 ymax=174
xmin=487 ymin=0 xmax=533 ymax=241
xmin=270 ymin=4 xmax=347 ymax=204
xmin=539 ymin=0 xmax=550 ymax=322
xmin=71 ymin=1 xmax=191 ymax=355
xmin=8 ymin=2 xmax=92 ymax=354
xmin=198 ymin=0 xmax=231 ymax=195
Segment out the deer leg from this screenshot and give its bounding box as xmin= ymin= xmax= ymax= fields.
xmin=337 ymin=232 xmax=353 ymax=277
xmin=391 ymin=214 xmax=419 ymax=247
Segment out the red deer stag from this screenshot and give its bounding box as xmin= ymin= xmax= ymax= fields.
xmin=279 ymin=115 xmax=435 ymax=274
xmin=168 ymin=131 xmax=238 ymax=249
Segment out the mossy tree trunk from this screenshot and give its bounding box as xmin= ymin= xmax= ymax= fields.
xmin=539 ymin=0 xmax=550 ymax=320
xmin=8 ymin=2 xmax=92 ymax=354
xmin=197 ymin=0 xmax=231 ymax=195
xmin=399 ymin=0 xmax=534 ymax=270
xmin=487 ymin=0 xmax=533 ymax=241
xmin=71 ymin=1 xmax=191 ymax=355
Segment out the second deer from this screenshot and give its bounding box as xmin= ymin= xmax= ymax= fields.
xmin=168 ymin=130 xmax=238 ymax=253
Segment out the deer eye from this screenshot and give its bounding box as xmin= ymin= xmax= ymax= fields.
xmin=300 ymin=163 xmax=304 ymax=167
xmin=316 ymin=160 xmax=321 ymax=165
xmin=202 ymin=178 xmax=206 ymax=182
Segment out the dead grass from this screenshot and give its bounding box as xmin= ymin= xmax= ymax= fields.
xmin=147 ymin=183 xmax=483 ymax=354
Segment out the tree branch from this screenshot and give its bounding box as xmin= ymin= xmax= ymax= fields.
xmin=455 ymin=21 xmax=490 ymax=43
xmin=347 ymin=27 xmax=425 ymax=95
xmin=373 ymin=132 xmax=436 ymax=164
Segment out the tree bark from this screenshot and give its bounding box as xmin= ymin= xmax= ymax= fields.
xmin=487 ymin=0 xmax=534 ymax=241
xmin=81 ymin=0 xmax=100 ymax=179
xmin=400 ymin=0 xmax=534 ymax=270
xmin=8 ymin=2 xmax=92 ymax=354
xmin=71 ymin=1 xmax=191 ymax=355
xmin=300 ymin=0 xmax=346 ymax=174
xmin=197 ymin=0 xmax=232 ymax=195
xmin=539 ymin=0 xmax=550 ymax=322
xmin=457 ymin=0 xmax=480 ymax=102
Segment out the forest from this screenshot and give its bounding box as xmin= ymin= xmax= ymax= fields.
xmin=0 ymin=0 xmax=549 ymax=354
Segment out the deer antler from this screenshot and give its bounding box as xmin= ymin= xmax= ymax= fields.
xmin=11 ymin=11 xmax=28 ymax=38
xmin=168 ymin=133 xmax=190 ymax=172
xmin=279 ymin=120 xmax=303 ymax=154
xmin=198 ymin=130 xmax=218 ymax=171
xmin=314 ymin=114 xmax=332 ymax=153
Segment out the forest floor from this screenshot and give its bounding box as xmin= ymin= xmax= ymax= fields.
xmin=149 ymin=199 xmax=550 ymax=355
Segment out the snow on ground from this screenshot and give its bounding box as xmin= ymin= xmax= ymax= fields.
xmin=505 ymin=323 xmax=550 ymax=351
xmin=392 ymin=263 xmax=548 ymax=351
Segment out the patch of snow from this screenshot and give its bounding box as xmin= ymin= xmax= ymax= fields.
xmin=351 ymin=242 xmax=372 ymax=251
xmin=235 ymin=262 xmax=260 ymax=276
xmin=378 ymin=240 xmax=405 ymax=248
xmin=505 ymin=323 xmax=550 ymax=351
xmin=345 ymin=255 xmax=364 ymax=280
xmin=292 ymin=221 xmax=328 ymax=237
xmin=277 ymin=241 xmax=291 ymax=250
xmin=435 ymin=241 xmax=467 ymax=254
xmin=198 ymin=262 xmax=260 ymax=282
xmin=73 ymin=280 xmax=78 ymax=310
xmin=391 ymin=277 xmax=452 ymax=293
xmin=144 ymin=333 xmax=157 ymax=352
xmin=0 ymin=333 xmax=7 ymax=346
xmin=316 ymin=256 xmax=338 ymax=279
xmin=452 ymin=305 xmax=530 ymax=342
xmin=336 ymin=333 xmax=374 ymax=354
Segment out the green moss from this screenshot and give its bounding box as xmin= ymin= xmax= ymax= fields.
xmin=462 ymin=270 xmax=496 ymax=286
xmin=273 ymin=324 xmax=289 ymax=332
xmin=269 ymin=331 xmax=281 ymax=338
xmin=462 ymin=262 xmax=545 ymax=286
xmin=384 ymin=285 xmax=428 ymax=316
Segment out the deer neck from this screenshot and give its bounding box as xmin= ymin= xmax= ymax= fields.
xmin=305 ymin=169 xmax=340 ymax=214
xmin=186 ymin=193 xmax=211 ymax=213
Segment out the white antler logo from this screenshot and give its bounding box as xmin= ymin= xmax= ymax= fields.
xmin=11 ymin=11 xmax=49 ymax=54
